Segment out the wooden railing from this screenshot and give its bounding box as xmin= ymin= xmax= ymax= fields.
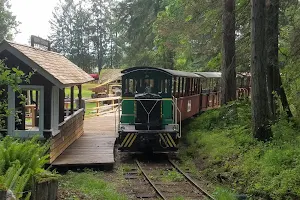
xmin=50 ymin=109 xmax=84 ymax=163
xmin=85 ymin=96 xmax=121 ymax=116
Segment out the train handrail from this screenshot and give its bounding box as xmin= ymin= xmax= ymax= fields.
xmin=115 ymin=98 xmax=182 ymax=138
xmin=172 ymin=97 xmax=182 ymax=138
xmin=115 ymin=100 xmax=123 ymax=137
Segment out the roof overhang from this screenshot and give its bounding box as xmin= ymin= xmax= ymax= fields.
xmin=0 ymin=41 xmax=66 ymax=89
xmin=0 ymin=40 xmax=94 ymax=89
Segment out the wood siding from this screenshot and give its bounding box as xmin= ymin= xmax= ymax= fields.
xmin=0 ymin=50 xmax=54 ymax=135
xmin=50 ymin=109 xmax=84 ymax=163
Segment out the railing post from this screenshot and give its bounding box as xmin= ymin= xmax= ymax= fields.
xmin=70 ymin=86 xmax=74 ymax=115
xmin=96 ymin=101 xmax=100 ymax=115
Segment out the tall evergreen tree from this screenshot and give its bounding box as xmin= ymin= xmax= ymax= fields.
xmin=50 ymin=0 xmax=117 ymax=72
xmin=116 ymin=0 xmax=163 ymax=67
xmin=89 ymin=0 xmax=111 ymax=73
xmin=250 ymin=0 xmax=272 ymax=140
xmin=0 ymin=0 xmax=19 ymax=41
xmin=49 ymin=0 xmax=76 ymax=56
xmin=221 ymin=0 xmax=236 ymax=104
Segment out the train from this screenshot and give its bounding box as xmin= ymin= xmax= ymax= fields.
xmin=116 ymin=66 xmax=251 ymax=152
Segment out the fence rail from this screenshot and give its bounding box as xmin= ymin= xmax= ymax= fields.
xmin=85 ymin=96 xmax=121 ymax=116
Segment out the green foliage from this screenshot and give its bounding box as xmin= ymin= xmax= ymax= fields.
xmin=0 ymin=61 xmax=32 ymax=130
xmin=0 ymin=0 xmax=19 ymax=41
xmin=0 ymin=137 xmax=52 ymax=198
xmin=161 ymin=169 xmax=184 ymax=182
xmin=278 ymin=1 xmax=300 ymax=121
xmin=59 ymin=170 xmax=127 ymax=200
xmin=213 ymin=187 xmax=237 ymax=200
xmin=2 ymin=162 xmax=31 ymax=199
xmin=180 ymin=101 xmax=300 ymax=199
xmin=0 ymin=136 xmax=49 ymax=174
xmin=50 ymin=0 xmax=122 ymax=72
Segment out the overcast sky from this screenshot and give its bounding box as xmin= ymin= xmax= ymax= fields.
xmin=10 ymin=0 xmax=60 ymax=45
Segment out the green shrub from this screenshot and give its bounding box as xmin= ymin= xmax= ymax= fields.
xmin=213 ymin=187 xmax=237 ymax=200
xmin=0 ymin=136 xmax=49 ymax=175
xmin=180 ymin=101 xmax=300 ymax=200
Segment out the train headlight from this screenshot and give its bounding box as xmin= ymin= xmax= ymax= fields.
xmin=120 ymin=126 xmax=125 ymax=130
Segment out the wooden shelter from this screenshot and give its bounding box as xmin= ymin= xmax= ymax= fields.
xmin=0 ymin=40 xmax=94 ymax=163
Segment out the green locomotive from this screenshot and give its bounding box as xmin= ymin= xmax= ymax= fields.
xmin=117 ymin=67 xmax=184 ymax=152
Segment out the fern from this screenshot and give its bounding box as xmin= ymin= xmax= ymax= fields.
xmin=0 ymin=136 xmax=54 ymax=199
xmin=0 ymin=136 xmax=49 ymax=174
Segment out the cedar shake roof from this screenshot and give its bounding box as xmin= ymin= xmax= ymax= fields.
xmin=0 ymin=40 xmax=94 ymax=88
xmin=99 ymin=69 xmax=122 ymax=83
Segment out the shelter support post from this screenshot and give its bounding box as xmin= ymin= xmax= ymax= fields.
xmin=70 ymin=86 xmax=74 ymax=115
xmin=77 ymin=85 xmax=82 ymax=109
xmin=59 ymin=89 xmax=65 ymax=123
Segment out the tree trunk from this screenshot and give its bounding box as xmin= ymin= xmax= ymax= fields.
xmin=277 ymin=75 xmax=293 ymax=118
xmin=221 ymin=0 xmax=236 ymax=105
xmin=251 ymin=0 xmax=272 ymax=140
xmin=266 ymin=0 xmax=279 ymax=118
xmin=97 ymin=35 xmax=104 ymax=84
xmin=266 ymin=0 xmax=293 ymax=119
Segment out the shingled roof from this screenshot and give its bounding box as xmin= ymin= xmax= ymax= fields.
xmin=99 ymin=69 xmax=122 ymax=83
xmin=0 ymin=40 xmax=94 ymax=88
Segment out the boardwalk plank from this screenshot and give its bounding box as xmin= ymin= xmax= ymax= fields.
xmin=52 ymin=113 xmax=117 ymax=165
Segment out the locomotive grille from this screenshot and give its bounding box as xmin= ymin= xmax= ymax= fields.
xmin=135 ymin=94 xmax=162 ymax=130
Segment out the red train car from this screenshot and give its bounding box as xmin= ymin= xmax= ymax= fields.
xmin=117 ymin=66 xmax=250 ymax=152
xmin=171 ymin=73 xmax=201 ymax=121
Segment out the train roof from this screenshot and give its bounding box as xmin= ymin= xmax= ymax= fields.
xmin=121 ymin=66 xmax=200 ymax=78
xmin=194 ymin=72 xmax=222 ymax=78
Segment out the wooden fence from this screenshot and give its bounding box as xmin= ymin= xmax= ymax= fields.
xmin=85 ymin=96 xmax=121 ymax=116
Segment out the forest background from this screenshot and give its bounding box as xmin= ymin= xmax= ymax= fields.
xmin=46 ymin=0 xmax=300 ymax=119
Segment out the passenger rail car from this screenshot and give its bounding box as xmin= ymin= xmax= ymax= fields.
xmin=116 ymin=67 xmax=250 ymax=152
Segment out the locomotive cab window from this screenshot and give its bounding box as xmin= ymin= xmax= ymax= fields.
xmin=121 ymin=68 xmax=174 ymax=98
xmin=123 ymin=78 xmax=135 ymax=96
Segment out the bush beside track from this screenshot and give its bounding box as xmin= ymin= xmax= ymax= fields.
xmin=179 ymin=100 xmax=300 ymax=200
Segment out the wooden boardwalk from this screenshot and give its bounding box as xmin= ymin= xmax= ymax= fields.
xmin=52 ymin=113 xmax=117 ymax=165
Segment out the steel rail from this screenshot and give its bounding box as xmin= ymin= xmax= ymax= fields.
xmin=168 ymin=159 xmax=216 ymax=200
xmin=135 ymin=159 xmax=167 ymax=200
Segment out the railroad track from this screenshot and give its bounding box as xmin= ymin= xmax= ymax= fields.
xmin=126 ymin=157 xmax=215 ymax=200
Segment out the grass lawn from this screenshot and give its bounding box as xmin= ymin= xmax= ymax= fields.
xmin=65 ymin=83 xmax=98 ymax=99
xmin=64 ymin=82 xmax=120 ymax=117
xmin=64 ymin=83 xmax=99 ymax=117
xmin=58 ymin=170 xmax=127 ymax=200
